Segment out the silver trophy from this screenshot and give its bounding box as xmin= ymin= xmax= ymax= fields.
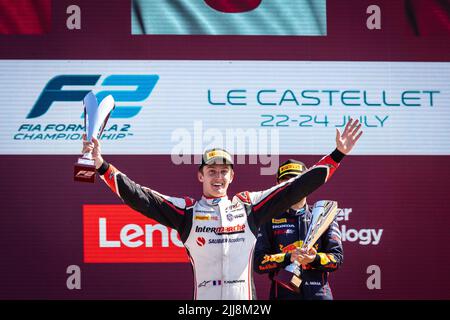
xmin=74 ymin=91 xmax=115 ymax=183
xmin=274 ymin=200 xmax=339 ymax=292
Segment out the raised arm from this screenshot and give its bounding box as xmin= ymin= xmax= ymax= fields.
xmin=82 ymin=136 xmax=193 ymax=233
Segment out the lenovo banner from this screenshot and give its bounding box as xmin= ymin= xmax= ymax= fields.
xmin=83 ymin=205 xmax=188 ymax=263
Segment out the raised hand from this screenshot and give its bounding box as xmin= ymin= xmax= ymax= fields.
xmin=336 ymin=118 xmax=363 ymax=155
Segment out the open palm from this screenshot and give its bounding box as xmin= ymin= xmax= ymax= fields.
xmin=336 ymin=118 xmax=363 ymax=155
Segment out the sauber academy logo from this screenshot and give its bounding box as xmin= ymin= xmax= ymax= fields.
xmin=194 ymin=224 xmax=245 ymax=235
xmin=83 ymin=205 xmax=188 ymax=263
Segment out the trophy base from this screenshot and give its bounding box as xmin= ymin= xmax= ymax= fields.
xmin=74 ymin=158 xmax=96 ymax=183
xmin=273 ymin=269 xmax=302 ymax=293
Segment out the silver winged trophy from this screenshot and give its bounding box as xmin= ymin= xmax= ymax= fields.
xmin=74 ymin=92 xmax=115 ymax=183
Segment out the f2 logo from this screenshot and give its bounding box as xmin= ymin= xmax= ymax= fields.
xmin=27 ymin=74 xmax=159 ymax=119
xmin=76 ymin=171 xmax=95 ymax=178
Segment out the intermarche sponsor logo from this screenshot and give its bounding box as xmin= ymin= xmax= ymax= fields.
xmin=83 ymin=205 xmax=188 ymax=263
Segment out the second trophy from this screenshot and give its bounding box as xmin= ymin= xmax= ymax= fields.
xmin=273 ymin=200 xmax=339 ymax=292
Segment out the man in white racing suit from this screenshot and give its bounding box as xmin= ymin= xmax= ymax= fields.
xmin=82 ymin=119 xmax=362 ymax=300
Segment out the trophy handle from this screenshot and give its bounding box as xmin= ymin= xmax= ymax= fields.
xmin=274 ymin=261 xmax=302 ymax=293
xmin=285 ymin=260 xmax=301 ymax=275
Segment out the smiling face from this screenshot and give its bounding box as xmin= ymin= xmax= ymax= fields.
xmin=198 ymin=164 xmax=234 ymax=198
